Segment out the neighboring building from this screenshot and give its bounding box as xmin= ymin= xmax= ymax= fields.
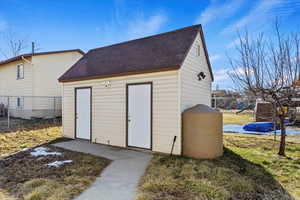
xmin=58 ymin=24 xmax=214 ymax=155
xmin=211 ymin=90 xmax=243 ymax=109
xmin=212 ymin=90 xmax=227 ymax=97
xmin=0 ymin=49 xmax=84 ymax=119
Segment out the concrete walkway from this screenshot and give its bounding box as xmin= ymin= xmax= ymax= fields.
xmin=52 ymin=140 xmax=152 ymax=200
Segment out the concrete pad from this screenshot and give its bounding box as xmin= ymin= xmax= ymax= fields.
xmin=52 ymin=140 xmax=152 ymax=200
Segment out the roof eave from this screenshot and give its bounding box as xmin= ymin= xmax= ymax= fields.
xmin=199 ymin=25 xmax=214 ymax=81
xmin=0 ymin=55 xmax=31 ymax=66
xmin=177 ymin=25 xmax=214 ymax=82
xmin=59 ymin=66 xmax=180 ymax=83
xmin=0 ymin=49 xmax=84 ymax=66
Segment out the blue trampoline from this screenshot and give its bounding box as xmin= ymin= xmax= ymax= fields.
xmin=243 ymin=122 xmax=277 ymax=132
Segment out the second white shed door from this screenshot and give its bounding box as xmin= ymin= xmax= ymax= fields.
xmin=127 ymin=83 xmax=152 ymax=149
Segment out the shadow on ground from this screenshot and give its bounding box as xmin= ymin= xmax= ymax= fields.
xmin=0 ymin=118 xmax=61 ymax=134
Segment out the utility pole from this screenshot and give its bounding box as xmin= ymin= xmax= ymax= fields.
xmin=32 ymin=42 xmax=35 ymax=55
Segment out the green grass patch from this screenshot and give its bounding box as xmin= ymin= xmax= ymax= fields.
xmin=223 ymin=112 xmax=254 ymax=125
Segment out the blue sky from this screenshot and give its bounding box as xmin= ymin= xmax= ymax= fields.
xmin=1 ymin=0 xmax=300 ymax=89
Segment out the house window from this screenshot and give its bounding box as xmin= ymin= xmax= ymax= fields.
xmin=17 ymin=97 xmax=24 ymax=109
xmin=17 ymin=64 xmax=24 ymax=79
xmin=197 ymin=44 xmax=201 ymax=56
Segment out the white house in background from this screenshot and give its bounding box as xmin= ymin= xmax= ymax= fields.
xmin=59 ymin=24 xmax=214 ymax=155
xmin=0 ymin=49 xmax=84 ymax=119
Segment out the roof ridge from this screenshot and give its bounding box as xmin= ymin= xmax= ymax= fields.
xmin=89 ymin=24 xmax=201 ymax=53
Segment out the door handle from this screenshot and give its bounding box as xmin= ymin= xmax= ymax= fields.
xmin=128 ymin=116 xmax=131 ymax=122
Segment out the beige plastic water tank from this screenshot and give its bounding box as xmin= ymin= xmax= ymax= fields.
xmin=182 ymin=104 xmax=223 ymax=159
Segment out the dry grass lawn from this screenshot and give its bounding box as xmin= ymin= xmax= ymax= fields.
xmin=137 ymin=113 xmax=300 ymax=200
xmin=137 ymin=135 xmax=299 ymax=200
xmin=0 ymin=120 xmax=111 ymax=200
xmin=0 ymin=120 xmax=62 ymax=159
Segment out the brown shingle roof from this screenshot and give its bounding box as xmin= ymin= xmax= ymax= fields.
xmin=0 ymin=49 xmax=84 ymax=66
xmin=59 ymin=24 xmax=213 ymax=82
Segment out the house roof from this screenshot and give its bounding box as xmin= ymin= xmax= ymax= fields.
xmin=0 ymin=49 xmax=84 ymax=66
xmin=59 ymin=24 xmax=213 ymax=82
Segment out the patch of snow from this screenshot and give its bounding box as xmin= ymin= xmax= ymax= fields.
xmin=30 ymin=147 xmax=62 ymax=157
xmin=46 ymin=160 xmax=73 ymax=168
xmin=20 ymin=148 xmax=29 ymax=152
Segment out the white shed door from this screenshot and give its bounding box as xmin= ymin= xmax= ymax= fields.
xmin=76 ymin=88 xmax=91 ymax=140
xmin=127 ymin=84 xmax=151 ymax=149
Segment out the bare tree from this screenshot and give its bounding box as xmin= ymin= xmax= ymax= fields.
xmin=0 ymin=30 xmax=29 ymax=59
xmin=228 ymin=23 xmax=300 ymax=156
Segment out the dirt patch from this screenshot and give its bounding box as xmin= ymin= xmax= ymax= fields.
xmin=0 ymin=145 xmax=111 ymax=200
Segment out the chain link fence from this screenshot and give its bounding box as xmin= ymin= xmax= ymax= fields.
xmin=211 ymin=96 xmax=253 ymax=110
xmin=0 ymin=96 xmax=62 ymax=132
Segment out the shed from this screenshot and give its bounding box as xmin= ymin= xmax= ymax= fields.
xmin=58 ymin=24 xmax=214 ymax=155
xmin=182 ymin=104 xmax=223 ymax=159
xmin=255 ymin=102 xmax=273 ymax=122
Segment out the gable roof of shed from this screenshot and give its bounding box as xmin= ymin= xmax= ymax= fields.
xmin=59 ymin=24 xmax=213 ymax=82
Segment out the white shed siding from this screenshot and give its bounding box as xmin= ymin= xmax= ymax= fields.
xmin=180 ymin=33 xmax=212 ymax=112
xmin=62 ymin=71 xmax=181 ymax=155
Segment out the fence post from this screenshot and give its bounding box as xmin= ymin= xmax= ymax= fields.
xmin=53 ymin=97 xmax=56 ymax=123
xmin=7 ymin=97 xmax=10 ymax=129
